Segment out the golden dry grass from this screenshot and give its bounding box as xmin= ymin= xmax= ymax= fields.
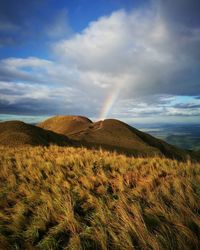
xmin=0 ymin=145 xmax=200 ymax=250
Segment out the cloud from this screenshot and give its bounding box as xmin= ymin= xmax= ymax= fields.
xmin=108 ymin=95 xmax=200 ymax=122
xmin=55 ymin=6 xmax=200 ymax=97
xmin=156 ymin=0 xmax=200 ymax=28
xmin=0 ymin=57 xmax=80 ymax=85
xmin=0 ymin=0 xmax=200 ymax=122
xmin=0 ymin=80 xmax=99 ymax=116
xmin=0 ymin=57 xmax=51 ymax=83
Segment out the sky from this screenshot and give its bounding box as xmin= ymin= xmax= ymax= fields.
xmin=0 ymin=0 xmax=200 ymax=124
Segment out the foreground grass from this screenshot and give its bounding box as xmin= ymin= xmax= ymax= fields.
xmin=0 ymin=146 xmax=200 ymax=250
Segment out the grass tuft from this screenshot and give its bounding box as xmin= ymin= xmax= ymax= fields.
xmin=0 ymin=145 xmax=199 ymax=249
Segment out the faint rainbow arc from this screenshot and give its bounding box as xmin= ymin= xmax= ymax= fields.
xmin=99 ymin=81 xmax=123 ymax=120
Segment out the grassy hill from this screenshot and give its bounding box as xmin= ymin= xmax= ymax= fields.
xmin=38 ymin=116 xmax=92 ymax=136
xmin=38 ymin=116 xmax=190 ymax=161
xmin=0 ymin=120 xmax=71 ymax=146
xmin=0 ymin=117 xmax=197 ymax=161
xmin=0 ymin=145 xmax=200 ymax=249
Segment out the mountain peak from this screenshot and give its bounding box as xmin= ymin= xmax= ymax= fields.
xmin=38 ymin=115 xmax=190 ymax=160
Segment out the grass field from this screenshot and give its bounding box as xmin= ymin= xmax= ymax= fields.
xmin=0 ymin=146 xmax=200 ymax=249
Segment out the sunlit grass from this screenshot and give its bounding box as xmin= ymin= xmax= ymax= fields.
xmin=0 ymin=145 xmax=199 ymax=249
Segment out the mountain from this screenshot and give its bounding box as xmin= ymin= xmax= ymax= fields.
xmin=38 ymin=115 xmax=92 ymax=135
xmin=0 ymin=117 xmax=194 ymax=160
xmin=0 ymin=120 xmax=71 ymax=146
xmin=38 ymin=116 xmax=190 ymax=160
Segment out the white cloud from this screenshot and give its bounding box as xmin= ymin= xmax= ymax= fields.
xmin=2 ymin=57 xmax=52 ymax=68
xmin=0 ymin=80 xmax=84 ymax=103
xmin=109 ymin=95 xmax=200 ymax=120
xmin=0 ymin=57 xmax=80 ymax=86
xmin=54 ymin=8 xmax=200 ymax=97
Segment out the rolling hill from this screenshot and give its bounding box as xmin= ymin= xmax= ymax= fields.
xmin=0 ymin=120 xmax=71 ymax=146
xmin=38 ymin=115 xmax=92 ymax=135
xmin=0 ymin=116 xmax=195 ymax=161
xmin=38 ymin=116 xmax=190 ymax=160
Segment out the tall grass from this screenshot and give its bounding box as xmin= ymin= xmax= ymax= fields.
xmin=0 ymin=145 xmax=199 ymax=249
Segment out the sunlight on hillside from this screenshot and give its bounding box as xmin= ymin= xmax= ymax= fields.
xmin=0 ymin=146 xmax=200 ymax=249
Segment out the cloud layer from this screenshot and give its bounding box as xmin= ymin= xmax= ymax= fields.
xmin=0 ymin=0 xmax=200 ymax=122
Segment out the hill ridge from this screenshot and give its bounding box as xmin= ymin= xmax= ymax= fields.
xmin=1 ymin=116 xmax=197 ymax=161
xmin=0 ymin=120 xmax=71 ymax=146
xmin=38 ymin=115 xmax=191 ymax=160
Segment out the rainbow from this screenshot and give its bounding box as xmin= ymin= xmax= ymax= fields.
xmin=99 ymin=81 xmax=123 ymax=120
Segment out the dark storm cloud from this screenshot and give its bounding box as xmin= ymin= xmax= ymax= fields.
xmin=0 ymin=98 xmax=61 ymax=115
xmin=0 ymin=95 xmax=77 ymax=116
xmin=0 ymin=98 xmax=98 ymax=116
xmin=157 ymin=0 xmax=200 ymax=27
xmin=154 ymin=0 xmax=200 ymax=97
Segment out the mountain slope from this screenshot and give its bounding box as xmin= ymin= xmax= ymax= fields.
xmin=0 ymin=120 xmax=71 ymax=146
xmin=38 ymin=116 xmax=189 ymax=160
